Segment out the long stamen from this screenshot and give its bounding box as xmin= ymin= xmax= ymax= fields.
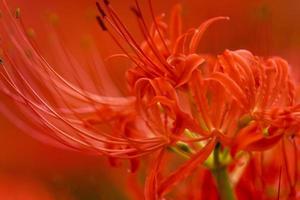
xmin=101 ymin=3 xmax=151 ymax=60
xmin=132 ymin=2 xmax=175 ymax=77
xmin=96 ymin=15 xmax=141 ymax=67
xmin=6 ymin=22 xmax=162 ymax=146
xmin=147 ymin=0 xmax=170 ymax=54
xmin=0 ymin=17 xmax=134 ymax=147
xmin=130 ymin=6 xmax=171 ymax=75
xmin=96 ymin=1 xmax=163 ymax=77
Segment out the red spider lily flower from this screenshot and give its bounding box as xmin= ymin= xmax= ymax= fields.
xmin=205 ymin=50 xmax=299 ymax=151
xmin=1 ymin=0 xmax=300 ymax=199
xmin=95 ymin=1 xmax=300 ymax=198
xmin=95 ymin=0 xmax=228 ymax=89
xmin=0 ymin=1 xmax=217 ymax=197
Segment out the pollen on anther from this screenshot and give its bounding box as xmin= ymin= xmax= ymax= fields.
xmin=15 ymin=7 xmax=21 ymax=19
xmin=27 ymin=28 xmax=36 ymax=38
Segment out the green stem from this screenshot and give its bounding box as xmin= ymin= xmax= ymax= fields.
xmin=212 ymin=144 xmax=236 ymax=200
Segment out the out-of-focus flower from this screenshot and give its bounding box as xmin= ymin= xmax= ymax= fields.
xmin=0 ymin=175 xmax=56 ymax=200
xmin=1 ymin=0 xmax=300 ymax=199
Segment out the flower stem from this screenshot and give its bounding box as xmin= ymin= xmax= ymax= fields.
xmin=212 ymin=143 xmax=236 ymax=200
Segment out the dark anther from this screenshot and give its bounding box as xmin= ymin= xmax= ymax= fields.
xmin=215 ymin=142 xmax=221 ymax=149
xmin=291 ymin=134 xmax=296 ymax=139
xmin=96 ymin=16 xmax=107 ymax=31
xmin=96 ymin=2 xmax=106 ymax=17
xmin=15 ymin=8 xmax=21 ymax=19
xmin=103 ymin=0 xmax=110 ymax=6
xmin=130 ymin=6 xmax=141 ymax=18
xmin=178 ymin=143 xmax=191 ymax=153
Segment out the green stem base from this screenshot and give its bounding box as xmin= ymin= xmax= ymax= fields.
xmin=212 ymin=167 xmax=236 ymax=200
xmin=212 ymin=143 xmax=236 ymax=200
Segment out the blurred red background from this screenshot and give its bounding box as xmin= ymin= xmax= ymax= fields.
xmin=1 ymin=0 xmax=300 ymax=199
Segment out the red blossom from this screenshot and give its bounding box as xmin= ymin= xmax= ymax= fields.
xmin=1 ymin=0 xmax=300 ymax=199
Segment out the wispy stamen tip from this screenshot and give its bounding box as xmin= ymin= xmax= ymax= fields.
xmin=130 ymin=6 xmax=141 ymax=18
xmin=96 ymin=16 xmax=107 ymax=31
xmin=96 ymin=2 xmax=106 ymax=17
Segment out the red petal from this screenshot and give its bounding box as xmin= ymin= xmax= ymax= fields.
xmin=144 ymin=149 xmax=165 ymax=200
xmin=207 ymin=72 xmax=248 ymax=110
xmin=176 ymin=54 xmax=205 ymax=87
xmin=169 ymin=4 xmax=182 ymax=46
xmin=233 ymin=122 xmax=283 ymax=153
xmin=158 ymin=137 xmax=216 ymax=197
xmin=190 ymin=71 xmax=213 ymax=130
xmin=245 ymin=132 xmax=283 ymax=151
xmin=189 ymin=16 xmax=229 ymax=53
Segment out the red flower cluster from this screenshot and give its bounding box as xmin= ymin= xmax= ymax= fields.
xmin=0 ymin=0 xmax=299 ymax=199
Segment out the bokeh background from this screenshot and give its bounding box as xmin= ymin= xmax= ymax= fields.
xmin=1 ymin=0 xmax=300 ymax=199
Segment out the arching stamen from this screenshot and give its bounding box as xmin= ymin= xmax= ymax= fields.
xmin=15 ymin=8 xmax=97 ymax=116
xmin=1 ymin=42 xmax=136 ymax=146
xmin=0 ymin=60 xmax=94 ymax=149
xmin=1 ymin=5 xmax=116 ymax=105
xmin=95 ymin=9 xmax=141 ymax=67
xmin=2 ymin=54 xmax=130 ymax=145
xmin=96 ymin=2 xmax=149 ymax=69
xmin=5 ymin=19 xmax=162 ymax=146
xmin=105 ymin=8 xmax=161 ymax=73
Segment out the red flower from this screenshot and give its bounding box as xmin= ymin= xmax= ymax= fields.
xmin=1 ymin=0 xmax=300 ymax=199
